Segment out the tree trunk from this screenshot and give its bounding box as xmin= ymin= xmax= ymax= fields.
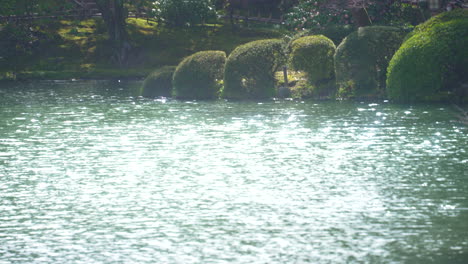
xmin=94 ymin=0 xmax=131 ymax=67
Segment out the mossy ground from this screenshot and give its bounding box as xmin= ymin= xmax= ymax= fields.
xmin=0 ymin=18 xmax=285 ymax=81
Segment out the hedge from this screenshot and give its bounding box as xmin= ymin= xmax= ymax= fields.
xmin=222 ymin=39 xmax=285 ymax=99
xmin=172 ymin=50 xmax=226 ymax=100
xmin=334 ymin=26 xmax=406 ymax=99
xmin=289 ymin=35 xmax=336 ymax=97
xmin=141 ymin=66 xmax=176 ymax=97
xmin=386 ymin=9 xmax=468 ymax=103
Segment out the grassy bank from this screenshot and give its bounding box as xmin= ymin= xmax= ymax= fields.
xmin=0 ymin=18 xmax=286 ymax=81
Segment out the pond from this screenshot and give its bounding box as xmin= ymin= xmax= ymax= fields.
xmin=0 ymin=81 xmax=467 ymax=263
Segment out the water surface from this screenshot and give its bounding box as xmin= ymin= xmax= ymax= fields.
xmin=0 ymin=81 xmax=467 ymax=263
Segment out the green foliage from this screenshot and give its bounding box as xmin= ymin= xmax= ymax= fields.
xmin=0 ymin=24 xmax=30 ymax=58
xmin=0 ymin=16 xmax=283 ymax=80
xmin=366 ymin=0 xmax=429 ymax=26
xmin=289 ymin=35 xmax=336 ymax=98
xmin=0 ymin=23 xmax=54 ymax=71
xmin=335 ymin=26 xmax=406 ymax=99
xmin=222 ymin=39 xmax=286 ymax=99
xmin=405 ymin=8 xmax=468 ymax=39
xmin=0 ymin=0 xmax=72 ymax=69
xmin=284 ymin=0 xmax=353 ymax=30
xmin=289 ymin=35 xmax=335 ymax=83
xmin=172 ymin=50 xmax=226 ymax=99
xmin=0 ymin=0 xmax=73 ymax=16
xmin=386 ymin=9 xmax=468 ymax=103
xmin=141 ymin=66 xmax=176 ymax=97
xmin=153 ymin=0 xmax=217 ymax=27
xmin=284 ymin=0 xmax=429 ymax=30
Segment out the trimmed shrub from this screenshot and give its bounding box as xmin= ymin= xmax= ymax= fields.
xmin=335 ymin=26 xmax=406 ymax=99
xmin=141 ymin=66 xmax=176 ymax=97
xmin=289 ymin=35 xmax=336 ymax=98
xmin=172 ymin=50 xmax=226 ymax=100
xmin=222 ymin=39 xmax=285 ymax=99
xmin=386 ymin=10 xmax=468 ymax=103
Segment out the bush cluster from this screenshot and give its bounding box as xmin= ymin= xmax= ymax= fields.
xmin=334 ymin=26 xmax=406 ymax=99
xmin=141 ymin=66 xmax=176 ymax=97
xmin=222 ymin=39 xmax=285 ymax=99
xmin=172 ymin=50 xmax=226 ymax=99
xmin=289 ymin=35 xmax=336 ymax=97
xmin=386 ymin=9 xmax=468 ymax=103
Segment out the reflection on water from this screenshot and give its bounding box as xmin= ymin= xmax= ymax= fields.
xmin=0 ymin=81 xmax=467 ymax=263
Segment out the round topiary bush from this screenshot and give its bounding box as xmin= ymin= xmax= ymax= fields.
xmin=222 ymin=39 xmax=286 ymax=99
xmin=172 ymin=50 xmax=226 ymax=100
xmin=386 ymin=9 xmax=468 ymax=103
xmin=335 ymin=26 xmax=406 ymax=99
xmin=289 ymin=35 xmax=336 ymax=97
xmin=141 ymin=66 xmax=176 ymax=97
xmin=290 ymin=35 xmax=336 ymax=82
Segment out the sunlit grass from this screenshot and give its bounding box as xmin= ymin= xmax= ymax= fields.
xmin=127 ymin=18 xmax=158 ymax=35
xmin=58 ymin=19 xmax=100 ymax=42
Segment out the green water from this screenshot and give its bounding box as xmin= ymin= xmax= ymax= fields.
xmin=0 ymin=81 xmax=467 ymax=263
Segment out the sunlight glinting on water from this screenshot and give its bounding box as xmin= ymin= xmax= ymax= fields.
xmin=0 ymin=82 xmax=467 ymax=263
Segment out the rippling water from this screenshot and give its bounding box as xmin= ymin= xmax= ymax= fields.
xmin=0 ymin=81 xmax=467 ymax=263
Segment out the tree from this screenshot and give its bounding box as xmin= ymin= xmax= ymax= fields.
xmin=89 ymin=0 xmax=160 ymax=67
xmin=94 ymin=0 xmax=131 ymax=67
